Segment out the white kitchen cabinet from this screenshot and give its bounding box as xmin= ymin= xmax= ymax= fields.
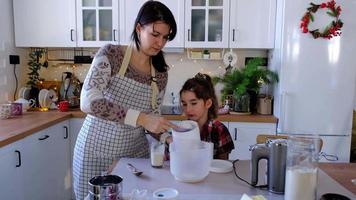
xmin=229 ymin=0 xmax=276 ymax=48
xmin=20 ymin=120 xmax=71 ymax=200
xmin=228 ymin=122 xmax=276 ymax=160
xmin=0 ymin=141 xmax=24 ymax=200
xmin=185 ymin=0 xmax=230 ymax=48
xmin=76 ymin=0 xmax=119 ymax=47
xmin=13 ymin=0 xmax=76 ymax=47
xmin=119 ymin=0 xmax=185 ymax=48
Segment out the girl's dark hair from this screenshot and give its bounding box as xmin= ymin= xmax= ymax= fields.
xmin=180 ymin=73 xmax=218 ymax=120
xmin=131 ymin=1 xmax=177 ymax=72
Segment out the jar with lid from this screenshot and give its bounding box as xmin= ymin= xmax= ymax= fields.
xmin=284 ymin=135 xmax=321 ymax=200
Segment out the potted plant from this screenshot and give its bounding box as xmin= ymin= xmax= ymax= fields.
xmin=203 ymin=49 xmax=210 ymax=59
xmin=214 ymin=58 xmax=278 ymax=113
xmin=26 ymin=48 xmax=48 ymax=107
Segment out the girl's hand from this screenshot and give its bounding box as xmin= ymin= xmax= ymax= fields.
xmin=137 ymin=113 xmax=177 ymax=134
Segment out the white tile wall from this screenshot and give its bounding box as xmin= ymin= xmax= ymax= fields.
xmin=38 ymin=49 xmax=267 ymax=106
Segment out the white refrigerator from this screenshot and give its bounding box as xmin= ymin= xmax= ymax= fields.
xmin=269 ymin=0 xmax=356 ymax=162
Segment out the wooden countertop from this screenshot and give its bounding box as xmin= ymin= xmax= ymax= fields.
xmin=319 ymin=163 xmax=356 ymax=195
xmin=0 ymin=110 xmax=277 ymax=148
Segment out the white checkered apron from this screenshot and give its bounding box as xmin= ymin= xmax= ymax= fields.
xmin=73 ymin=46 xmax=163 ymax=200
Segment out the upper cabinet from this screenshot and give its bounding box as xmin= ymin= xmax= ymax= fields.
xmin=12 ymin=0 xmax=276 ymax=49
xmin=76 ymin=0 xmax=119 ymax=47
xmin=13 ymin=0 xmax=76 ymax=47
xmin=185 ymin=0 xmax=230 ymax=48
xmin=229 ymin=0 xmax=276 ymax=49
xmin=119 ymin=0 xmax=185 ymax=48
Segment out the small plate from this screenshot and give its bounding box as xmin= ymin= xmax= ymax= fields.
xmin=210 ymin=159 xmax=233 ymax=173
xmin=153 ymin=188 xmax=179 ymax=200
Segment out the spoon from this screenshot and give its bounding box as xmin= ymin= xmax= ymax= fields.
xmin=127 ymin=163 xmax=143 ymax=176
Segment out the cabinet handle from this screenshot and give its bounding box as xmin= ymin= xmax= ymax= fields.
xmin=234 ymin=128 xmax=237 ymax=140
xmin=188 ymin=29 xmax=190 ymax=41
xmin=232 ymin=29 xmax=235 ymax=41
xmin=38 ymin=135 xmax=49 ymax=141
xmin=113 ymin=29 xmax=117 ymax=41
xmin=15 ymin=150 xmax=21 ymax=167
xmin=70 ymin=29 xmax=74 ymax=41
xmin=64 ymin=126 xmax=69 ymax=139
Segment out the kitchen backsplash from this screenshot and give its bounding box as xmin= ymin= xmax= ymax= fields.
xmin=37 ymin=48 xmax=268 ymax=106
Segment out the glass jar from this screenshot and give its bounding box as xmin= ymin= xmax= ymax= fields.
xmin=284 ymin=135 xmax=321 ymax=200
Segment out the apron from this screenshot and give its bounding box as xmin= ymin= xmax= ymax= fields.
xmin=73 ymin=45 xmax=163 ymax=200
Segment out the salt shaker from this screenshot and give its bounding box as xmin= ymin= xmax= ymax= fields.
xmin=284 ymin=135 xmax=321 ymax=200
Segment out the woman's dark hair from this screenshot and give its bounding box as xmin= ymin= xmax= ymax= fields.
xmin=131 ymin=1 xmax=177 ymax=72
xmin=180 ymin=73 xmax=218 ymax=120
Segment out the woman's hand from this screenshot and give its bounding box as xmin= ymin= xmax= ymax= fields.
xmin=137 ymin=113 xmax=177 ymax=134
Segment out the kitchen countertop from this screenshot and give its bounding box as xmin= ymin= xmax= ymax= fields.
xmin=111 ymin=158 xmax=356 ymax=200
xmin=0 ymin=110 xmax=277 ymax=148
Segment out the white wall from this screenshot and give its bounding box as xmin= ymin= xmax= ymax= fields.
xmin=0 ymin=0 xmax=28 ymax=103
xmin=38 ymin=49 xmax=268 ymax=106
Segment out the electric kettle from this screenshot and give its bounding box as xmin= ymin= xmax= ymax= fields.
xmin=60 ymin=72 xmax=81 ymax=107
xmin=250 ymin=139 xmax=287 ymax=194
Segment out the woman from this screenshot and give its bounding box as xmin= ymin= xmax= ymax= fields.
xmin=164 ymin=73 xmax=235 ymax=160
xmin=73 ymin=1 xmax=177 ymax=199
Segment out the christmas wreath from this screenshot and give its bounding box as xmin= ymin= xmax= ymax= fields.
xmin=300 ymin=0 xmax=343 ymax=39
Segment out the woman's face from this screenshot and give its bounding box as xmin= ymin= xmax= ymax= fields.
xmin=136 ymin=21 xmax=171 ymax=56
xmin=181 ymin=90 xmax=212 ymax=123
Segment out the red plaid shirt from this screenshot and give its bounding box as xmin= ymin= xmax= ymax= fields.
xmin=200 ymin=120 xmax=235 ymax=159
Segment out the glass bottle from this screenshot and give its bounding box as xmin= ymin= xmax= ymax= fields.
xmin=284 ymin=135 xmax=320 ymax=200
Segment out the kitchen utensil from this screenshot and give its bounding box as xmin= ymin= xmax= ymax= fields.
xmin=126 ymin=163 xmax=143 ymax=176
xmin=58 ymin=101 xmax=69 ymax=112
xmin=150 ymin=141 xmax=165 ymax=168
xmin=10 ymin=103 xmax=22 ymax=116
xmin=88 ymin=174 xmax=123 ymax=200
xmin=171 ymin=120 xmax=200 ymax=149
xmin=0 ymin=103 xmax=12 ymax=119
xmin=170 ymin=141 xmax=213 ymax=183
xmin=250 ymin=138 xmax=287 ymax=194
xmin=18 ymin=87 xmax=31 ymax=100
xmin=152 ymin=188 xmax=179 ymax=200
xmin=210 ymin=159 xmax=233 ymax=173
xmin=284 ymin=135 xmax=320 ymax=200
xmin=39 ymin=89 xmax=51 ymax=109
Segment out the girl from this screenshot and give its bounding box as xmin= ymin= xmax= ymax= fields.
xmin=164 ymin=73 xmax=235 ymax=160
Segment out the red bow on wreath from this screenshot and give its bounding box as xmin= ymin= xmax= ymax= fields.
xmin=300 ymin=0 xmax=343 ymax=39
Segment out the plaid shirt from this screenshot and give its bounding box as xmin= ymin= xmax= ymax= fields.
xmin=201 ymin=120 xmax=235 ymax=159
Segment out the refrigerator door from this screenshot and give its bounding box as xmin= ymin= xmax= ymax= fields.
xmin=271 ymin=0 xmax=356 ymax=135
xmin=319 ymin=135 xmax=351 ymax=162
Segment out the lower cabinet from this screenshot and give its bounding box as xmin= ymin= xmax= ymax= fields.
xmin=0 ymin=140 xmax=24 ymax=200
xmin=227 ymin=122 xmax=276 ymax=160
xmin=0 ymin=120 xmax=71 ymax=200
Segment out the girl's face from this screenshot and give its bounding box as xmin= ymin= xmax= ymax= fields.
xmin=136 ymin=21 xmax=171 ymax=56
xmin=180 ymin=90 xmax=212 ymax=123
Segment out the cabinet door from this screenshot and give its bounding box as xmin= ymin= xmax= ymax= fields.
xmin=21 ymin=121 xmax=71 ymax=200
xmin=185 ymin=0 xmax=230 ymax=48
xmin=228 ymin=122 xmax=276 ymax=160
xmin=229 ymin=0 xmax=276 ymax=48
xmin=48 ymin=121 xmax=71 ymax=200
xmin=13 ymin=0 xmax=76 ymax=47
xmin=119 ymin=0 xmax=185 ymax=48
xmin=0 ymin=142 xmax=24 ymax=200
xmin=76 ymin=0 xmax=119 ymax=47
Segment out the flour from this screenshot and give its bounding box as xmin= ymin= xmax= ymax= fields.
xmin=284 ymin=167 xmax=317 ymax=200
